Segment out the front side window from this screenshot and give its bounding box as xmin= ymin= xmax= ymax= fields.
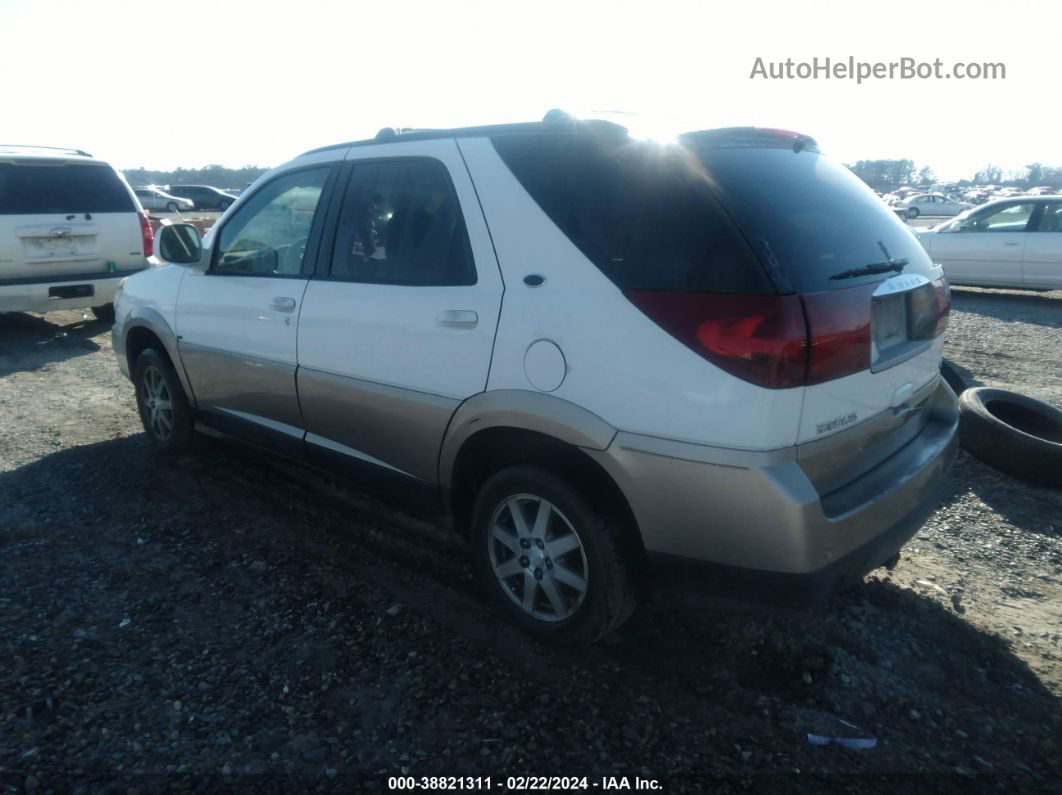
xmin=1034 ymin=203 xmax=1062 ymax=232
xmin=214 ymin=167 xmax=329 ymax=276
xmin=966 ymin=203 xmax=1036 ymax=232
xmin=330 ymin=159 xmax=475 ymax=285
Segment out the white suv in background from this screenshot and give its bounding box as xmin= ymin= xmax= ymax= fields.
xmin=0 ymin=145 xmax=152 ymax=320
xmin=112 ymin=114 xmax=959 ymax=643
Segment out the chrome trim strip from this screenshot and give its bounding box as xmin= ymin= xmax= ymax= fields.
xmin=215 ymin=408 xmax=305 ymax=439
xmin=304 ymin=433 xmax=415 ymax=479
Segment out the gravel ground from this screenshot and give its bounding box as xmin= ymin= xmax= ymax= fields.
xmin=1 ymin=290 xmax=1060 ymax=793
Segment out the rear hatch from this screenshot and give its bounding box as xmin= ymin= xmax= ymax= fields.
xmin=0 ymin=159 xmax=146 ymax=280
xmin=686 ymin=130 xmax=949 ymax=492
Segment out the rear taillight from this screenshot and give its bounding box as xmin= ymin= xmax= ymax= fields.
xmin=139 ymin=212 xmax=154 ymax=257
xmin=801 ymin=284 xmax=875 ymax=385
xmin=623 ymin=291 xmax=808 ymax=389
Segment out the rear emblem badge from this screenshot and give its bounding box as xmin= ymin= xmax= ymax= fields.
xmin=816 ymin=412 xmax=858 ymax=435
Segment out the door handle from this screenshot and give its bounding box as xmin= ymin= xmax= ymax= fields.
xmin=270 ymin=296 xmax=296 ymax=312
xmin=437 ymin=309 xmax=478 ymax=327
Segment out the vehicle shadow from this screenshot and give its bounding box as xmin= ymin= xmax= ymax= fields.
xmin=950 ymin=287 xmax=1062 ymax=329
xmin=2 ymin=435 xmax=1059 ymax=788
xmin=0 ymin=312 xmax=105 ymax=377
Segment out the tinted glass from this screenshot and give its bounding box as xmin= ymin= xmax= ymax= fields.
xmin=689 ymin=143 xmax=937 ymax=292
xmin=330 ymin=159 xmax=475 ymax=286
xmin=214 ymin=167 xmax=328 ymax=276
xmin=1035 ymin=203 xmax=1062 ymax=232
xmin=0 ymin=163 xmax=134 ymax=214
xmin=492 ymin=134 xmax=770 ymax=293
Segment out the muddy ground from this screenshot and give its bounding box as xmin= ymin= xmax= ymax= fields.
xmin=1 ymin=287 xmax=1060 ymax=793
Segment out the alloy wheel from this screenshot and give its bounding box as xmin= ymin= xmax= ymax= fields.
xmin=140 ymin=365 xmax=174 ymax=442
xmin=487 ymin=494 xmax=589 ymax=622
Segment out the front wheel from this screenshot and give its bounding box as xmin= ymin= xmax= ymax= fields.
xmin=472 ymin=466 xmax=640 ymax=644
xmin=165 ymin=201 xmax=179 ymax=212
xmin=133 ymin=348 xmax=193 ymax=454
xmin=218 ymin=199 xmax=232 ymax=211
xmin=907 ymin=207 xmax=919 ymax=219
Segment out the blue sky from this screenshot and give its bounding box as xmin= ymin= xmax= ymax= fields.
xmin=0 ymin=0 xmax=1056 ymax=179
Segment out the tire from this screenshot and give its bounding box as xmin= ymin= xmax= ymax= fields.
xmin=165 ymin=201 xmax=179 ymax=212
xmin=133 ymin=348 xmax=194 ymax=454
xmin=959 ymin=387 xmax=1062 ymax=488
xmin=940 ymin=358 xmax=967 ymax=396
xmin=907 ymin=207 xmax=919 ymax=219
xmin=472 ymin=465 xmax=640 ymax=645
xmin=90 ymin=303 xmax=115 ymax=323
xmin=218 ymin=199 xmax=232 ymax=211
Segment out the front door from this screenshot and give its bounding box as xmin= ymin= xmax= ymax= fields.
xmin=932 ymin=201 xmax=1035 ymax=286
xmin=176 ymin=161 xmax=336 ymax=449
xmin=296 ymin=140 xmax=503 ymax=484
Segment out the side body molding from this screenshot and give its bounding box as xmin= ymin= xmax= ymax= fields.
xmin=437 ymin=389 xmax=618 ymax=490
xmin=117 ymin=307 xmax=197 ymax=403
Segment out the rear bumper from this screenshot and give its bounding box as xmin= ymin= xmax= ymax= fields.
xmin=586 ymin=378 xmax=959 ymax=605
xmin=0 ymin=269 xmax=143 ymax=314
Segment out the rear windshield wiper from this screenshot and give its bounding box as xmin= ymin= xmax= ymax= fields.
xmin=829 ymin=241 xmax=908 ymax=281
xmin=828 ymin=259 xmax=908 ymax=280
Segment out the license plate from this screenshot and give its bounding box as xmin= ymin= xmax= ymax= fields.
xmin=873 ymin=295 xmax=906 ymax=350
xmin=27 ymin=235 xmax=90 ymax=258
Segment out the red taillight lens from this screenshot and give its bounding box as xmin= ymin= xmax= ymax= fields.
xmin=623 ymin=290 xmax=809 ymax=389
xmin=139 ymin=212 xmax=154 ymax=257
xmin=801 ymin=284 xmax=875 ymax=385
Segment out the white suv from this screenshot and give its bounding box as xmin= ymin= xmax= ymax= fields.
xmin=0 ymin=145 xmax=152 ymax=320
xmin=112 ymin=114 xmax=959 ymax=643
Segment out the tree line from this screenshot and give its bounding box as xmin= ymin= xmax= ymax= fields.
xmin=123 ymin=160 xmax=1061 ymax=196
xmin=121 ymin=164 xmax=269 ymax=191
xmin=846 ymin=160 xmax=1062 ymax=193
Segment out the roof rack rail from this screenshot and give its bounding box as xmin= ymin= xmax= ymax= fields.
xmin=0 ymin=144 xmax=92 ymax=157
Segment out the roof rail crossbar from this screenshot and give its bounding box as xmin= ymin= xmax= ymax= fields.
xmin=0 ymin=144 xmax=92 ymax=157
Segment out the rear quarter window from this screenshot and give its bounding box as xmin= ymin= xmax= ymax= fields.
xmin=0 ymin=162 xmax=135 ymax=214
xmin=491 ymin=133 xmax=772 ymax=293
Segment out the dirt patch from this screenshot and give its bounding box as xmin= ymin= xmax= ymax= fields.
xmin=1 ymin=297 xmax=1060 ymax=792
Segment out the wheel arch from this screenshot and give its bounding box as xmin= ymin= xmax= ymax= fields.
xmin=440 ymin=392 xmax=646 ymax=565
xmin=121 ymin=309 xmax=196 ymax=403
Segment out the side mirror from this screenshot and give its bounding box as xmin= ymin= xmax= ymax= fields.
xmin=156 ymin=223 xmax=202 ymax=264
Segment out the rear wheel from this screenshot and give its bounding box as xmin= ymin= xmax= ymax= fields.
xmin=218 ymin=199 xmax=232 ymax=211
xmin=472 ymin=465 xmax=639 ymax=644
xmin=90 ymin=303 xmax=115 ymax=322
xmin=134 ymin=348 xmax=193 ymax=454
xmin=165 ymin=201 xmax=179 ymax=212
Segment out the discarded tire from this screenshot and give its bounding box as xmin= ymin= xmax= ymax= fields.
xmin=940 ymin=358 xmax=967 ymax=396
xmin=959 ymin=388 xmax=1062 ymax=487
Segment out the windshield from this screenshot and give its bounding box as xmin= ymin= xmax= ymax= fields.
xmin=688 ymin=143 xmax=937 ymax=292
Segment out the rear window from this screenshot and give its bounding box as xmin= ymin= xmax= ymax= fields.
xmin=688 ymin=142 xmax=936 ymax=292
xmin=491 ymin=134 xmax=772 ymax=293
xmin=0 ymin=162 xmax=135 ymax=215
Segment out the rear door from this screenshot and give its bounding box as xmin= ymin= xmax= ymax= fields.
xmin=1023 ymin=201 xmax=1062 ymax=289
xmin=176 ymin=160 xmax=338 ymax=451
xmin=0 ymin=159 xmax=144 ymax=280
xmin=296 ymin=140 xmax=503 ymax=483
xmin=930 ymin=201 xmax=1034 ymax=287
